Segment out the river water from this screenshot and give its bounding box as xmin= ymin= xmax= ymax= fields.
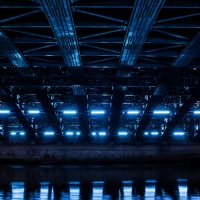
xmin=0 ymin=164 xmax=200 ymax=199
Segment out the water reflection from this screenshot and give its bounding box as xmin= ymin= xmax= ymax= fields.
xmin=0 ymin=165 xmax=200 ymax=199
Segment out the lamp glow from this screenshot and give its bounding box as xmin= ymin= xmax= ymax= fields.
xmin=66 ymin=132 xmax=74 ymax=135
xmin=44 ymin=132 xmax=54 ymax=135
xmin=91 ymin=110 xmax=105 ymax=114
xmin=0 ymin=110 xmax=10 ymax=114
xmin=63 ymin=110 xmax=77 ymax=114
xmin=153 ymin=110 xmax=170 ymax=114
xmin=28 ymin=110 xmax=40 ymax=114
xmin=194 ymin=111 xmax=200 ymax=114
xmin=92 ymin=132 xmax=96 ymax=136
xmin=10 ymin=132 xmax=16 ymax=135
xmin=99 ymin=132 xmax=106 ymax=136
xmin=174 ymin=132 xmax=185 ymax=135
xmin=20 ymin=132 xmax=25 ymax=135
xmin=76 ymin=132 xmax=80 ymax=135
xmin=127 ymin=110 xmax=139 ymax=114
xmin=118 ymin=132 xmax=128 ymax=136
xmin=144 ymin=132 xmax=149 ymax=135
xmin=151 ymin=132 xmax=158 ymax=135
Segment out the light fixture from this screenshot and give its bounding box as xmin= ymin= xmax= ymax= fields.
xmin=28 ymin=110 xmax=40 ymax=114
xmin=153 ymin=110 xmax=170 ymax=114
xmin=66 ymin=132 xmax=74 ymax=135
xmin=10 ymin=132 xmax=16 ymax=135
xmin=151 ymin=132 xmax=158 ymax=135
xmin=194 ymin=110 xmax=200 ymax=114
xmin=174 ymin=132 xmax=185 ymax=135
xmin=127 ymin=110 xmax=139 ymax=114
xmin=144 ymin=132 xmax=149 ymax=135
xmin=92 ymin=132 xmax=96 ymax=136
xmin=118 ymin=132 xmax=128 ymax=135
xmin=76 ymin=132 xmax=80 ymax=135
xmin=91 ymin=110 xmax=105 ymax=114
xmin=99 ymin=132 xmax=106 ymax=136
xmin=63 ymin=110 xmax=77 ymax=114
xmin=0 ymin=110 xmax=10 ymax=114
xmin=44 ymin=132 xmax=54 ymax=135
xmin=20 ymin=132 xmax=25 ymax=135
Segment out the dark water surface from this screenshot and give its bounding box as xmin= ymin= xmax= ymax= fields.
xmin=0 ymin=164 xmax=200 ymax=199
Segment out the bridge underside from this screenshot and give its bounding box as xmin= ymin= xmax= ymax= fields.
xmin=0 ymin=0 xmax=200 ymax=163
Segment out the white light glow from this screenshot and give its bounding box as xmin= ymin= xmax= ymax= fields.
xmin=151 ymin=132 xmax=158 ymax=135
xmin=44 ymin=132 xmax=54 ymax=135
xmin=194 ymin=110 xmax=200 ymax=114
xmin=70 ymin=186 xmax=80 ymax=200
xmin=93 ymin=187 xmax=103 ymax=200
xmin=123 ymin=186 xmax=132 ymax=200
xmin=118 ymin=132 xmax=128 ymax=135
xmin=11 ymin=132 xmax=16 ymax=135
xmin=145 ymin=185 xmax=155 ymax=197
xmin=20 ymin=132 xmax=25 ymax=135
xmin=91 ymin=110 xmax=105 ymax=114
xmin=63 ymin=110 xmax=77 ymax=114
xmin=0 ymin=110 xmax=10 ymax=114
xmin=99 ymin=132 xmax=106 ymax=136
xmin=76 ymin=132 xmax=80 ymax=135
xmin=144 ymin=132 xmax=149 ymax=135
xmin=153 ymin=110 xmax=170 ymax=114
xmin=28 ymin=110 xmax=40 ymax=114
xmin=92 ymin=132 xmax=96 ymax=136
xmin=66 ymin=132 xmax=74 ymax=135
xmin=12 ymin=182 xmax=24 ymax=199
xmin=127 ymin=110 xmax=139 ymax=114
xmin=174 ymin=132 xmax=185 ymax=136
xmin=178 ymin=185 xmax=188 ymax=197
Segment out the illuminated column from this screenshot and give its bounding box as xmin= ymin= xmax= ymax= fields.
xmin=11 ymin=182 xmax=25 ymax=199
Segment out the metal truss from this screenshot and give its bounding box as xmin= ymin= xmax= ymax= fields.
xmin=0 ymin=0 xmax=200 ymax=144
xmin=38 ymin=0 xmax=90 ymax=138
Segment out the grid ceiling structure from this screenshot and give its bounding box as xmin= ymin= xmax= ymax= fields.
xmin=0 ymin=0 xmax=200 ymax=144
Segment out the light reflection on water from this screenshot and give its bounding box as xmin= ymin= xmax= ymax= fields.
xmin=0 ymin=165 xmax=200 ymax=199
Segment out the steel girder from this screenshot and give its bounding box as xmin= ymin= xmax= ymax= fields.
xmin=0 ymin=88 xmax=36 ymax=141
xmin=35 ymin=90 xmax=62 ymax=138
xmin=135 ymin=32 xmax=200 ymax=138
xmin=38 ymin=0 xmax=90 ymax=137
xmin=109 ymin=0 xmax=166 ymax=136
xmin=120 ymin=0 xmax=166 ymax=67
xmin=0 ymin=28 xmax=33 ymax=76
xmin=163 ymin=89 xmax=200 ymax=139
xmin=0 ymin=28 xmax=62 ymax=139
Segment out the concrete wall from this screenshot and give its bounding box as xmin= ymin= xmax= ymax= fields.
xmin=0 ymin=144 xmax=200 ymax=163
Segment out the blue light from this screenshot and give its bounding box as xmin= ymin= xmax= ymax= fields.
xmin=194 ymin=110 xmax=200 ymax=114
xmin=118 ymin=132 xmax=128 ymax=136
xmin=63 ymin=110 xmax=77 ymax=114
xmin=44 ymin=132 xmax=54 ymax=135
xmin=127 ymin=110 xmax=139 ymax=114
xmin=174 ymin=132 xmax=185 ymax=136
xmin=10 ymin=132 xmax=16 ymax=135
xmin=151 ymin=132 xmax=158 ymax=135
xmin=153 ymin=110 xmax=170 ymax=114
xmin=76 ymin=132 xmax=80 ymax=135
xmin=0 ymin=110 xmax=10 ymax=114
xmin=99 ymin=132 xmax=106 ymax=136
xmin=91 ymin=110 xmax=105 ymax=114
xmin=144 ymin=132 xmax=149 ymax=135
xmin=20 ymin=132 xmax=25 ymax=135
xmin=28 ymin=110 xmax=40 ymax=114
xmin=66 ymin=132 xmax=74 ymax=135
xmin=92 ymin=132 xmax=96 ymax=136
